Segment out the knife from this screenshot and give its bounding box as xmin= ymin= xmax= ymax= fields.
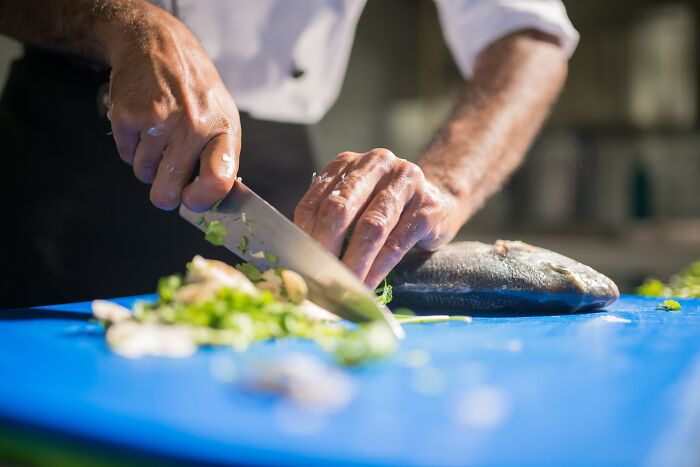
xmin=179 ymin=182 xmax=405 ymax=340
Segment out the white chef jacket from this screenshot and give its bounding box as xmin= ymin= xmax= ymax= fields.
xmin=164 ymin=0 xmax=578 ymax=124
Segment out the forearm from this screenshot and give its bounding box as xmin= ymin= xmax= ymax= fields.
xmin=418 ymin=30 xmax=568 ymax=236
xmin=0 ymin=0 xmax=162 ymax=65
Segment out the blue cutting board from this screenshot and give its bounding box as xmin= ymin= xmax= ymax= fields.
xmin=1 ymin=295 xmax=699 ymax=466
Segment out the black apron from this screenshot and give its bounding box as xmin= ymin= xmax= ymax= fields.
xmin=0 ymin=47 xmax=316 ymax=308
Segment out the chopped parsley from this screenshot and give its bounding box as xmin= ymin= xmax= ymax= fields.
xmin=657 ymin=299 xmax=681 ymax=311
xmin=375 ymin=278 xmax=393 ymax=305
xmin=266 ymin=252 xmax=279 ymax=264
xmin=99 ymin=257 xmax=397 ymax=366
xmin=204 ymin=221 xmax=228 ymax=246
xmin=637 ymin=259 xmax=700 ymax=298
xmin=235 ymin=263 xmax=263 ymax=282
xmin=238 ymin=235 xmax=249 ymax=254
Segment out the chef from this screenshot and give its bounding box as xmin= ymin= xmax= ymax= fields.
xmin=0 ymin=0 xmax=577 ymax=307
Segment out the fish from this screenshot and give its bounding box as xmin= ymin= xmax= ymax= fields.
xmin=390 ymin=240 xmax=619 ymax=315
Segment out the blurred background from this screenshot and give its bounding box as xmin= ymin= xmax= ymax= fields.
xmin=1 ymin=0 xmax=698 ymax=293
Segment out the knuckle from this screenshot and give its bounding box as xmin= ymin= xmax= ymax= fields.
xmin=217 ymin=119 xmax=234 ymax=134
xmin=144 ymin=102 xmax=167 ymax=123
xmin=402 ymin=163 xmax=424 ymax=180
xmin=319 ymin=196 xmax=351 ymax=222
xmin=201 ymin=173 xmax=231 ymax=195
xmin=294 ymin=197 xmax=317 ymax=220
xmin=370 ymin=147 xmax=395 ymax=159
xmin=420 ymin=190 xmax=441 ymax=210
xmin=358 ymin=214 xmax=388 ymax=239
xmin=295 ymin=197 xmax=316 ymax=215
xmin=161 ymin=160 xmax=188 ymax=182
xmin=412 ymin=207 xmax=433 ymax=226
xmin=335 ymin=151 xmax=358 ymax=164
xmin=383 ymin=236 xmax=405 ymax=256
xmin=180 ymin=112 xmax=208 ymax=139
xmin=109 ymin=104 xmax=132 ymax=126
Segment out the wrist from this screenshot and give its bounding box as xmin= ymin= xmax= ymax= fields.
xmin=95 ymin=1 xmax=171 ymax=66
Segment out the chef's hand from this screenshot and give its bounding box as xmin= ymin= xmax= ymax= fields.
xmin=106 ymin=3 xmax=240 ymax=212
xmin=294 ymin=149 xmax=458 ymax=288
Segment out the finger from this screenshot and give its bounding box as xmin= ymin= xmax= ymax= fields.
xmin=133 ymin=125 xmax=168 ymax=184
xmin=181 ymin=132 xmax=238 ymax=212
xmin=109 ymin=106 xmax=140 ymax=166
xmin=363 ymin=199 xmax=434 ymax=289
xmin=341 ymin=164 xmax=420 ymax=280
xmin=293 ymin=152 xmax=358 ymax=234
xmin=309 ymin=150 xmax=396 ymax=256
xmin=147 ymin=120 xmax=206 ymax=209
xmin=149 ymin=143 xmax=199 ymax=210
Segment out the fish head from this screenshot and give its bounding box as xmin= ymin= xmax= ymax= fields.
xmin=519 ymin=241 xmax=620 ymax=311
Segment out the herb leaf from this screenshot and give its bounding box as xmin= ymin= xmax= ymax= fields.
xmin=637 ymin=259 xmax=700 ymax=298
xmin=204 ymin=221 xmax=228 ymax=246
xmin=238 ymin=235 xmax=249 ymax=254
xmin=375 ymin=278 xmax=393 ymax=305
xmin=657 ymin=299 xmax=681 ymax=311
xmin=236 ymin=263 xmax=263 ymax=283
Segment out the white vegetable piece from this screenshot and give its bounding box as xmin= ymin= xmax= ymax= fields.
xmin=297 ymin=300 xmax=339 ymax=322
xmin=92 ymin=300 xmax=132 ymax=324
xmin=106 ymin=322 xmax=197 ymax=359
xmin=256 ymin=269 xmax=283 ymax=297
xmin=186 ymin=255 xmax=259 ymax=296
xmin=174 ymin=282 xmax=220 ymax=305
xmin=280 ymin=270 xmax=308 ymax=304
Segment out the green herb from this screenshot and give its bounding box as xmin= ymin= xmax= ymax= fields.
xmin=238 ymin=235 xmax=249 ymax=254
xmin=204 ymin=221 xmax=228 ymax=246
xmin=105 ymin=258 xmax=397 ymax=366
xmin=637 ymin=278 xmax=667 ymax=297
xmin=266 ymin=252 xmax=279 ymax=264
xmin=157 ymin=275 xmax=182 ymax=303
xmin=136 ymin=281 xmax=395 ymax=365
xmin=637 ymin=260 xmax=700 ymax=298
xmin=375 ymin=278 xmax=393 ymax=305
xmin=657 ymin=299 xmax=681 ymax=311
xmin=235 ymin=263 xmax=263 ymax=282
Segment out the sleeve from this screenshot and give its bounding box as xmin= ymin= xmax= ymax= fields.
xmin=433 ymin=0 xmax=580 ymax=78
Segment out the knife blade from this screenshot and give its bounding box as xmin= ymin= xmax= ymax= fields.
xmin=179 ymin=182 xmax=405 ymax=340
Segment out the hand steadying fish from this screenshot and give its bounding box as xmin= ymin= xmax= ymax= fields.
xmin=390 ymin=240 xmax=619 ymax=314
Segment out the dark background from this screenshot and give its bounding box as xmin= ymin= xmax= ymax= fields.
xmin=1 ymin=0 xmax=698 ymax=293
